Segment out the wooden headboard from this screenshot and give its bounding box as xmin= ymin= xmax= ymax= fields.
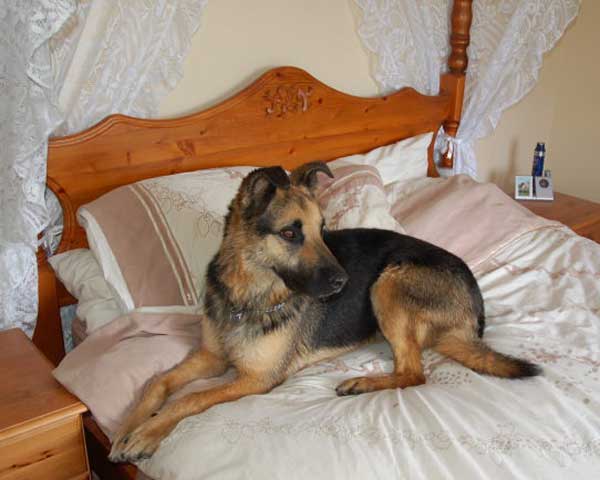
xmin=35 ymin=0 xmax=472 ymax=364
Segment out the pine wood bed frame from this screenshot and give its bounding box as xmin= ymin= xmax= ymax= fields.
xmin=33 ymin=1 xmax=472 ymax=478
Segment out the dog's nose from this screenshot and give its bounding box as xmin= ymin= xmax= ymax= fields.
xmin=330 ymin=273 xmax=348 ymax=292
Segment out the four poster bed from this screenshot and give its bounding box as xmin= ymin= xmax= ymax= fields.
xmin=32 ymin=1 xmax=600 ymax=478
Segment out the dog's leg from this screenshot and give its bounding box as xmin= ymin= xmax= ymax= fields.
xmin=110 ymin=348 xmax=227 ymax=461
xmin=335 ymin=327 xmax=424 ymax=395
xmin=112 ymin=373 xmax=277 ymax=461
xmin=336 ymin=267 xmax=426 ymax=396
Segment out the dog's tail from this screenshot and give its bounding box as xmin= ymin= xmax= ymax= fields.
xmin=435 ymin=333 xmax=541 ymax=379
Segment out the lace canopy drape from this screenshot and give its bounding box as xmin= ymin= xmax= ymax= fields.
xmin=354 ymin=0 xmax=581 ymax=177
xmin=0 ymin=0 xmax=207 ymax=336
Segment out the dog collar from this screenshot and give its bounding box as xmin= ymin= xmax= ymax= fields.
xmin=230 ymin=301 xmax=287 ymax=322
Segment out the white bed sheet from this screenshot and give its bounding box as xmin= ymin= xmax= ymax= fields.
xmin=136 ymin=225 xmax=600 ymax=479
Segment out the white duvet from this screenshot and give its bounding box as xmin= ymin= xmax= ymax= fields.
xmin=136 ymin=225 xmax=600 ymax=480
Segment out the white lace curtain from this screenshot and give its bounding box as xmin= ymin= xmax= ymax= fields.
xmin=353 ymin=0 xmax=581 ymax=177
xmin=0 ymin=0 xmax=207 ymax=336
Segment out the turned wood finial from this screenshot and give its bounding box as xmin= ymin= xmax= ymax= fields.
xmin=441 ymin=0 xmax=472 ymax=169
xmin=448 ymin=0 xmax=472 ymax=75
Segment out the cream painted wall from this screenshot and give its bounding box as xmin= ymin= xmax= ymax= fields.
xmin=159 ymin=0 xmax=378 ymax=117
xmin=474 ymin=0 xmax=599 ymax=202
xmin=160 ymin=0 xmax=599 ymax=202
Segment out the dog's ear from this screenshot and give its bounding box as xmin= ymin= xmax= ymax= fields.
xmin=239 ymin=166 xmax=290 ymax=219
xmin=290 ymin=161 xmax=334 ymax=194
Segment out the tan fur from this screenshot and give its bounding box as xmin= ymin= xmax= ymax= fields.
xmin=337 ymin=266 xmax=427 ymax=394
xmin=217 ymin=187 xmax=324 ymax=306
xmin=230 ymin=324 xmax=295 ymax=377
xmin=336 ymin=263 xmax=534 ymax=396
xmin=111 ymin=347 xmax=228 ymax=449
xmin=113 ymin=326 xmax=294 ymax=461
xmin=336 ymin=264 xmax=482 ymax=395
xmin=112 ymin=373 xmax=277 ymax=460
xmin=267 ymin=188 xmax=325 ymax=270
xmin=110 ymin=327 xmax=294 ymax=462
xmin=434 ymin=331 xmax=528 ymax=378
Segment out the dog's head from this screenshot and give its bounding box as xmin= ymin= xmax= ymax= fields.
xmin=224 ymin=161 xmax=348 ymax=298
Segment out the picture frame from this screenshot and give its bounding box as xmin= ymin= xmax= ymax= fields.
xmin=534 ymin=175 xmax=554 ymax=201
xmin=515 ymin=175 xmax=534 ymax=200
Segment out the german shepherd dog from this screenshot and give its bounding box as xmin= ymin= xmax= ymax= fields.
xmin=110 ymin=162 xmax=540 ymax=462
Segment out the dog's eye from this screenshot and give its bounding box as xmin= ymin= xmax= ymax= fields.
xmin=280 ymin=228 xmax=297 ymax=241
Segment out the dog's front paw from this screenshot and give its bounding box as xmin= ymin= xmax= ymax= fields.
xmin=109 ymin=426 xmax=134 ymax=463
xmin=109 ymin=417 xmax=172 ymax=463
xmin=109 ymin=436 xmax=128 ymax=463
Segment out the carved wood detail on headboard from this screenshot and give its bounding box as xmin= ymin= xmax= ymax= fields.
xmin=263 ymin=84 xmax=314 ymax=117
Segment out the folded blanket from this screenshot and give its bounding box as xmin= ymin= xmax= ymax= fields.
xmin=54 ymin=310 xmax=202 ymax=437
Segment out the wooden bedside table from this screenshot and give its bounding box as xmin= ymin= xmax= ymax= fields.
xmin=518 ymin=192 xmax=600 ymax=243
xmin=0 ymin=328 xmax=90 ymax=480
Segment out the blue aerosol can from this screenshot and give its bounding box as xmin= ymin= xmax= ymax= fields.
xmin=531 ymin=142 xmax=546 ymax=177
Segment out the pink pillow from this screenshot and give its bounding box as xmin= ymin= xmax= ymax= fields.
xmin=316 ymin=163 xmax=405 ymax=233
xmin=390 ymin=175 xmax=559 ymax=268
xmin=78 ymin=166 xmax=256 ymax=311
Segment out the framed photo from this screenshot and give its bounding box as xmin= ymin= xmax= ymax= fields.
xmin=515 ymin=175 xmax=533 ymax=199
xmin=535 ymin=176 xmax=554 ymax=201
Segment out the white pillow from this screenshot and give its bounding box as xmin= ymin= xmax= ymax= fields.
xmin=48 ymin=249 xmax=123 ymax=334
xmin=328 ymin=132 xmax=432 ymax=185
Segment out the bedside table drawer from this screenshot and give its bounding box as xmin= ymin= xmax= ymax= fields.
xmin=0 ymin=415 xmax=88 ymax=480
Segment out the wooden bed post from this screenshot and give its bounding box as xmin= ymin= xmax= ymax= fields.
xmin=34 ymin=250 xmax=65 ymax=365
xmin=440 ymin=0 xmax=473 ymax=169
